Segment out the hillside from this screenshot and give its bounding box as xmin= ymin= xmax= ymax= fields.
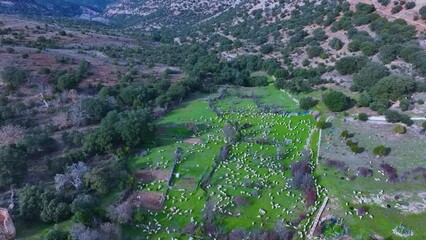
xmin=1 ymin=0 xmax=426 ymax=240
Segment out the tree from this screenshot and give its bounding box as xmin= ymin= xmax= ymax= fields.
xmin=40 ymin=199 xmax=71 ymax=223
xmin=0 ymin=145 xmax=28 ymax=188
xmin=115 ymin=108 xmax=155 ymax=147
xmin=0 ymin=124 xmax=24 ymax=146
xmin=323 ymin=91 xmax=351 ymax=112
xmin=274 ymin=68 xmax=289 ymax=80
xmin=358 ymin=113 xmax=369 ymax=121
xmin=55 ymin=162 xmax=90 ymax=192
xmin=84 ymin=171 xmax=109 ymax=195
xmin=107 ymin=202 xmax=133 ymax=224
xmin=371 ymin=75 xmax=416 ymax=101
xmin=352 ymin=62 xmax=389 ymax=92
xmin=70 ymin=101 xmax=88 ymax=127
xmin=81 ymin=98 xmax=111 ymax=124
xmin=373 ymin=145 xmax=390 ymax=156
xmin=18 ymin=185 xmax=43 ymax=221
xmin=299 ymin=97 xmax=318 ymax=110
xmin=0 ymin=66 xmax=29 ymax=88
xmin=335 ymin=56 xmax=368 ymax=75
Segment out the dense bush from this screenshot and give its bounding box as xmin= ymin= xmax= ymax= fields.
xmin=323 ymin=91 xmax=351 ymax=112
xmin=81 ymin=98 xmax=112 ymax=124
xmin=373 ymin=145 xmax=390 ymax=156
xmin=335 ymin=56 xmax=368 ymax=75
xmin=0 ymin=145 xmax=28 ymax=188
xmin=329 ymin=37 xmax=344 ymax=50
xmin=358 ymin=113 xmax=369 ymax=121
xmin=84 ymin=108 xmax=155 ymax=154
xmin=351 ymin=62 xmax=389 ymax=92
xmin=385 ymin=110 xmax=413 ymax=125
xmin=419 ymin=6 xmax=426 ymax=19
xmin=0 ymin=66 xmax=29 ymax=89
xmin=371 ymin=75 xmax=415 ymax=101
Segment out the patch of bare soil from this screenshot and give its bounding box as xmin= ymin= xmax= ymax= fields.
xmin=184 ymin=138 xmax=202 ymax=144
xmin=174 ymin=178 xmax=197 ymax=190
xmin=127 ymin=191 xmax=164 ymax=211
xmin=134 ymin=170 xmax=169 ymax=183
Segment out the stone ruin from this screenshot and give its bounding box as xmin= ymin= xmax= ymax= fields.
xmin=0 ymin=208 xmax=15 ymax=240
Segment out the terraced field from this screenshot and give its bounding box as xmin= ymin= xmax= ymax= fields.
xmin=123 ymin=86 xmax=322 ymax=239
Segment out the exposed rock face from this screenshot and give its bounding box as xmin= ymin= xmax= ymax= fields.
xmin=0 ymin=208 xmax=15 ymax=240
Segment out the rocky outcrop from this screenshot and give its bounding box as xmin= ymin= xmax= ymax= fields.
xmin=0 ymin=208 xmax=15 ymax=240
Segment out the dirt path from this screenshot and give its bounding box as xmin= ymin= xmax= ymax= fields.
xmin=280 ymin=89 xmax=299 ymax=105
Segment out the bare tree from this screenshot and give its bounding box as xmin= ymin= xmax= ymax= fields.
xmin=70 ymin=224 xmax=101 ymax=240
xmin=100 ymin=223 xmax=121 ymax=240
xmin=52 ymin=112 xmax=70 ymax=130
xmin=69 ymin=101 xmax=87 ymax=127
xmin=0 ymin=124 xmax=24 ymax=146
xmin=107 ymin=202 xmax=133 ymax=224
xmin=55 ymin=162 xmax=90 ymax=192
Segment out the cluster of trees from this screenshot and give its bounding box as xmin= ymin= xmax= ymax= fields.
xmin=50 ymin=60 xmax=91 ymax=91
xmin=0 ymin=66 xmax=29 ymax=90
xmin=0 ymin=130 xmax=58 ymax=189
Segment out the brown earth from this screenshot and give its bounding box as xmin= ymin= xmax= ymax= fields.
xmin=184 ymin=138 xmax=202 ymax=144
xmin=134 ymin=170 xmax=170 ymax=183
xmin=127 ymin=191 xmax=164 ymax=211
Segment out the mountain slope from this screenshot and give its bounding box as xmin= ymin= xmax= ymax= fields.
xmin=104 ymin=0 xmax=243 ymax=29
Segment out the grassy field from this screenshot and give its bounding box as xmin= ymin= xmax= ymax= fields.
xmin=316 ymin=117 xmax=426 ymax=239
xmin=125 ymin=86 xmax=320 ymax=238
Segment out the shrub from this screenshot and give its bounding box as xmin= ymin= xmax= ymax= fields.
xmin=317 ymin=120 xmax=328 ymax=129
xmin=358 ymin=113 xmax=369 ymax=121
xmin=0 ymin=145 xmax=28 ymax=188
xmin=391 ymin=5 xmax=403 ymax=14
xmin=259 ymin=44 xmax=274 ymax=54
xmin=378 ymin=0 xmax=390 ymax=6
xmin=340 ymin=130 xmax=349 ymax=138
xmin=329 ymin=37 xmax=344 ymax=50
xmin=323 ymin=91 xmax=351 ymax=112
xmin=405 ymin=2 xmax=415 ymax=9
xmin=306 ymin=46 xmax=323 ymax=58
xmin=393 ymin=124 xmax=406 ymax=134
xmin=379 ymin=163 xmax=398 ymax=182
xmin=373 ymin=145 xmax=390 ymax=156
xmin=360 ymin=42 xmax=379 ymax=56
xmin=0 ymin=66 xmax=29 ymax=88
xmin=325 ymin=160 xmax=347 ymax=172
xmin=350 ymin=144 xmax=364 ymax=153
xmin=419 ymin=6 xmax=426 ymax=19
xmin=357 ymin=167 xmax=373 ymax=177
